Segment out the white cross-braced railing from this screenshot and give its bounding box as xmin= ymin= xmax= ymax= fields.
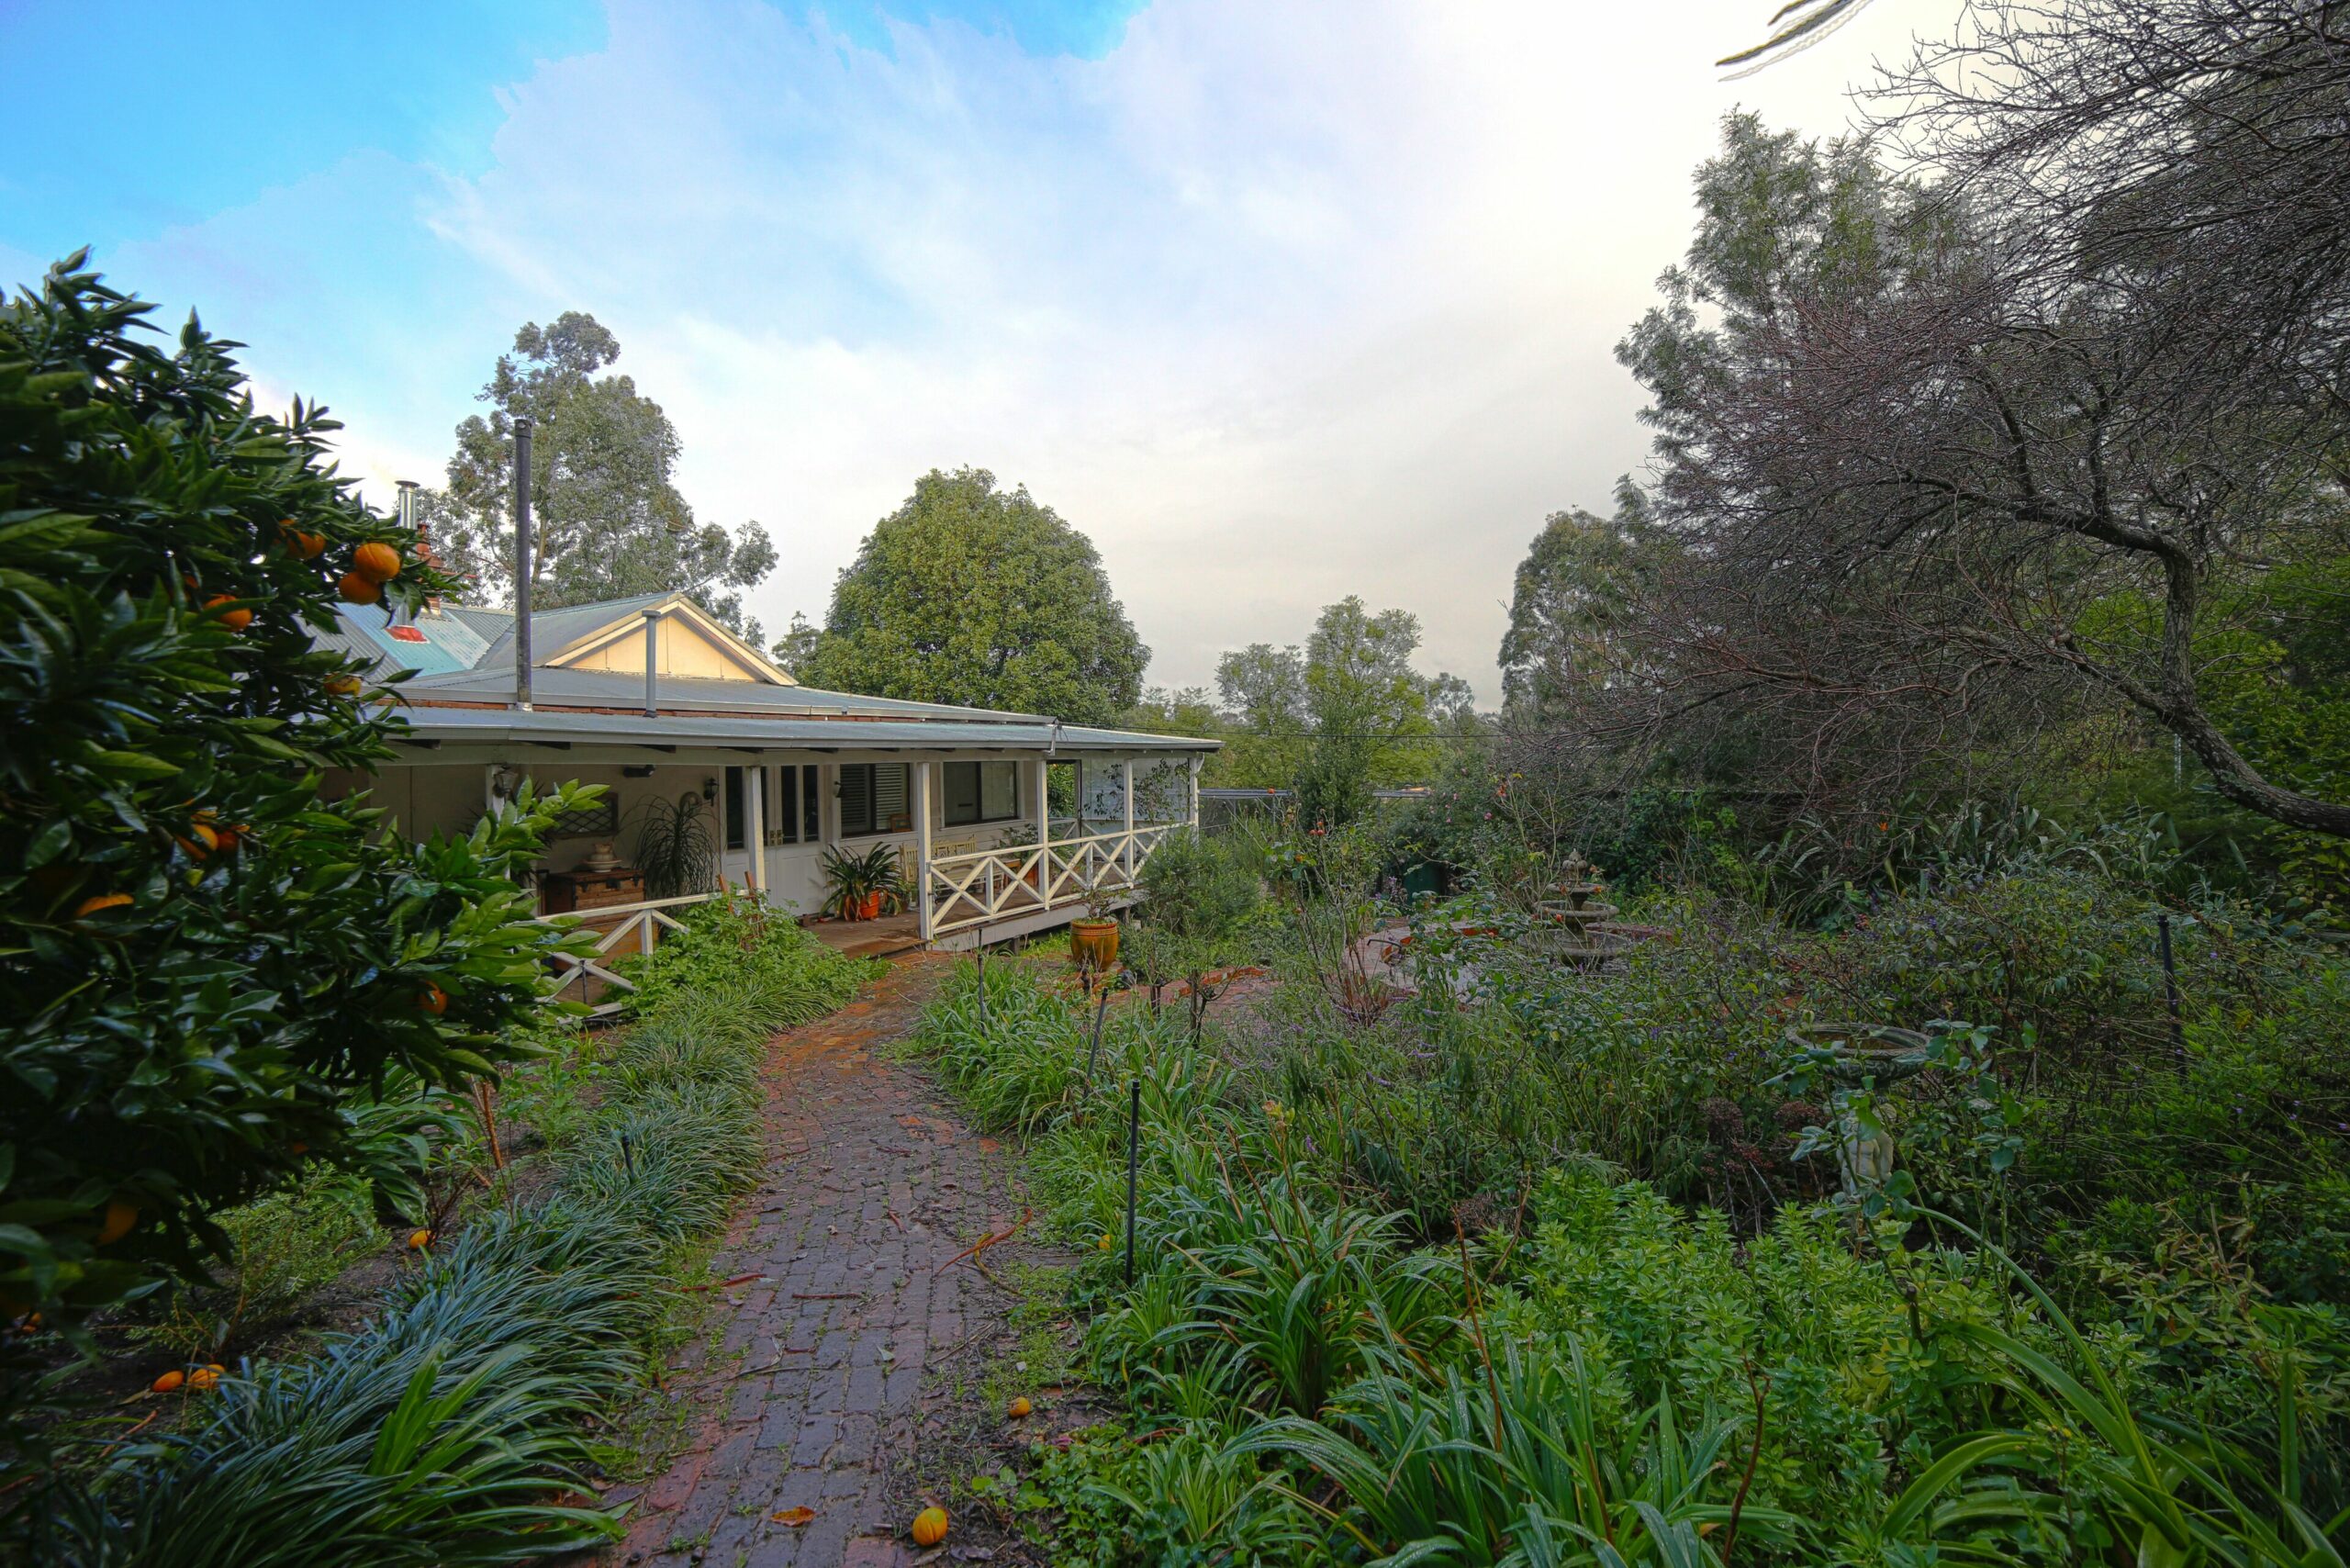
xmin=536 ymin=891 xmax=717 ymax=1015
xmin=923 ymin=823 xmax=1175 ymax=937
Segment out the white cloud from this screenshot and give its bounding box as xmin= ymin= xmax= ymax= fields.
xmin=96 ymin=0 xmax=1931 ymax=700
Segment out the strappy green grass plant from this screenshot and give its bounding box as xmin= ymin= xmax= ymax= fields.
xmin=38 ymin=903 xmax=879 ymax=1567
xmin=908 ymin=951 xmax=2349 ymax=1566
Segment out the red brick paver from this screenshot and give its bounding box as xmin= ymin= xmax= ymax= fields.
xmin=605 ymin=954 xmax=1032 ymax=1568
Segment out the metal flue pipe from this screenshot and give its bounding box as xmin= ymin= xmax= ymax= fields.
xmin=643 ymin=607 xmax=661 ymax=717
xmin=512 ymin=417 xmax=533 ymax=711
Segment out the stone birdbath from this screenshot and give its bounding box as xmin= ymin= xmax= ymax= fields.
xmin=1528 ymin=851 xmax=1636 ymax=970
xmin=1783 ymin=1022 xmax=1931 ymax=1194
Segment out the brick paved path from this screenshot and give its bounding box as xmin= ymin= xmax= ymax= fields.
xmin=605 ymin=953 xmax=1042 ymax=1568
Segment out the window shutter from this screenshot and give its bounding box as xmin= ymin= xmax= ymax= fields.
xmin=840 ymin=766 xmax=872 ymax=835
xmin=876 ymin=764 xmax=909 ymax=828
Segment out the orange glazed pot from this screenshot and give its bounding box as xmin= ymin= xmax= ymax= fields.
xmin=856 ymin=890 xmax=883 ymax=921
xmin=1069 ymin=918 xmax=1120 ymax=972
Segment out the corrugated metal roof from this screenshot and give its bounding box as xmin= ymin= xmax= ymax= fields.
xmin=401 ymin=665 xmax=1052 ymax=722
xmin=471 ymin=591 xmax=673 ymax=673
xmin=386 ymin=704 xmax=1217 ymax=753
xmin=319 ymin=603 xmax=488 ymax=678
xmin=314 ymin=592 xmax=1215 ymax=752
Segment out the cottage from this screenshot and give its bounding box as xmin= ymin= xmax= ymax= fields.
xmin=317 ymin=589 xmax=1214 ymax=995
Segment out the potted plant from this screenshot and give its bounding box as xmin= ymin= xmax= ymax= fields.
xmin=1069 ymin=878 xmax=1122 ymax=973
xmin=821 ymin=844 xmax=907 ymax=922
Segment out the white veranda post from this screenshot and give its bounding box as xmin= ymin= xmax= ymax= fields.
xmin=1120 ymin=759 xmax=1134 ymax=884
xmin=913 ymin=761 xmax=934 ymax=941
xmin=744 ymin=764 xmax=767 ymax=900
xmin=1035 ymin=757 xmax=1053 ymax=902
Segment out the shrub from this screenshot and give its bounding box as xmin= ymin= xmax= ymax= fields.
xmin=0 ymin=259 xmax=597 ymax=1398
xmin=912 ymin=915 xmax=2349 ymax=1563
xmin=137 ymin=1169 xmax=378 ymax=1362
xmin=28 ymin=902 xmax=878 ymax=1564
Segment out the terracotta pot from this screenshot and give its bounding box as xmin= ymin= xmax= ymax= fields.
xmin=1069 ymin=918 xmax=1120 ymax=972
xmin=857 ymin=890 xmax=883 ymax=921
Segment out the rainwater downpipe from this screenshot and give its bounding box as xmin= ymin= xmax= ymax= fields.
xmin=512 ymin=417 xmax=533 ymax=711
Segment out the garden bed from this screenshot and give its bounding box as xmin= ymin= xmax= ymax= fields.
xmin=24 ymin=903 xmax=879 ymax=1567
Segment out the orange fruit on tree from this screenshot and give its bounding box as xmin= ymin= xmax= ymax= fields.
xmin=274 ymin=518 xmax=329 ymax=558
xmin=96 ymin=1200 xmax=138 ymax=1245
xmin=420 ymin=981 xmax=449 ymax=1015
xmin=351 ymin=542 xmax=402 ymax=584
xmin=203 ymin=594 xmax=254 ymax=631
xmin=151 ymin=1369 xmax=185 ymax=1394
xmin=338 ymin=572 xmax=381 ymax=605
xmin=1007 ymin=1396 xmax=1032 ymax=1418
xmin=73 ymin=891 xmax=132 ymax=920
xmin=325 ymin=674 xmax=363 ymax=697
xmin=910 ymin=1506 xmax=948 ymax=1548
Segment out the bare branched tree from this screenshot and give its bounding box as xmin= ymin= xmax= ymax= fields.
xmin=1605 ymin=3 xmax=2350 ymax=838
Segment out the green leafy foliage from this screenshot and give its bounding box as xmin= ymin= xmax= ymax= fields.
xmin=795 ymin=466 xmax=1147 ymax=723
xmin=30 ymin=896 xmax=878 ymax=1565
xmin=137 ymin=1169 xmax=378 ymax=1363
xmin=1124 ymin=831 xmax=1267 ymax=1032
xmin=1213 ymin=596 xmax=1477 ymax=812
xmin=912 ymin=875 xmax=2348 ymax=1564
xmin=0 ymin=259 xmax=599 ymax=1370
xmin=816 ymin=843 xmax=907 ymax=921
xmin=631 ymin=790 xmax=718 ymax=901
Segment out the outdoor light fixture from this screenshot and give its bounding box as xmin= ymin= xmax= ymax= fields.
xmin=490 ymin=765 xmax=521 ymax=800
xmin=700 ymin=776 xmax=718 ymax=804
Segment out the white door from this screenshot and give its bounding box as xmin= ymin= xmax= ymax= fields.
xmin=759 ymin=763 xmax=827 ymax=915
xmin=767 ymin=846 xmax=824 ymax=916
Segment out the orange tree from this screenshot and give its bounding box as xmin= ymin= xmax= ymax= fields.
xmin=0 ymin=260 xmax=591 ymax=1400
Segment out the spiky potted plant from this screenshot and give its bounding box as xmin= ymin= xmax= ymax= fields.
xmin=1069 ymin=876 xmax=1122 ymax=975
xmin=821 ymin=843 xmax=906 ymax=922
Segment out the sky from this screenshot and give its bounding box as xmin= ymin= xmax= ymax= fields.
xmin=0 ymin=0 xmax=1930 ymax=703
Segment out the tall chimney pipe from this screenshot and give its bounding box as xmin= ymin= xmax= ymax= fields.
xmin=643 ymin=607 xmax=661 ymax=717
xmin=512 ymin=418 xmax=533 ymax=712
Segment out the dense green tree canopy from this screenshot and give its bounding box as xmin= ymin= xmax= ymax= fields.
xmin=795 ymin=467 xmax=1148 ymax=725
xmin=425 ymin=312 xmax=775 ymax=636
xmin=1498 ymin=487 xmax=1662 ymax=720
xmin=1212 ymin=597 xmax=1475 ymax=818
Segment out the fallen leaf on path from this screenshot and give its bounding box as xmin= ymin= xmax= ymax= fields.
xmin=771 ymin=1506 xmax=816 ymax=1526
